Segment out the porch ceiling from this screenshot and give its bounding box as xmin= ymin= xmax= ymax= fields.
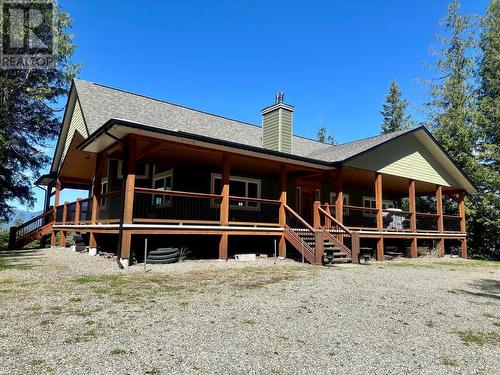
xmin=58 ymin=132 xmax=95 ymax=188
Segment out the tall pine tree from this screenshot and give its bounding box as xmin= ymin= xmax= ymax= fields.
xmin=380 ymin=79 xmax=411 ymax=134
xmin=426 ymin=0 xmax=483 ymax=255
xmin=476 ymin=0 xmax=500 ymax=256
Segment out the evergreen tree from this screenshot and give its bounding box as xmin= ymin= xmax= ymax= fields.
xmin=380 ymin=79 xmax=411 ymax=134
xmin=426 ymin=0 xmax=485 ymax=256
xmin=317 ymin=127 xmax=336 ymax=145
xmin=0 ymin=5 xmax=79 ymax=221
xmin=476 ymin=0 xmax=500 ymax=256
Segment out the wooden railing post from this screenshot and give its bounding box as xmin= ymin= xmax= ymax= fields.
xmin=458 ymin=191 xmax=467 ymax=258
xmin=219 ymin=154 xmax=230 ymax=260
xmin=8 ymin=226 xmax=17 ymax=249
xmin=324 ymin=203 xmax=331 ymax=229
xmin=313 ymin=201 xmax=321 ymax=229
xmin=89 ymin=194 xmax=99 ymax=248
xmin=278 ymin=165 xmax=287 ymax=258
xmin=436 ymin=186 xmax=444 ymax=257
xmin=408 ymin=179 xmax=417 ymax=258
xmin=60 ymin=202 xmax=68 ymax=247
xmin=74 ymin=199 xmax=81 ymax=225
xmin=314 ymin=231 xmax=324 ymax=265
xmin=375 ymin=173 xmax=384 ymax=261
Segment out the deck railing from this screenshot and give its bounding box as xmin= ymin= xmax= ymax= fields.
xmin=228 ymin=196 xmax=280 ymax=225
xmin=97 ymin=190 xmax=122 ymax=223
xmin=443 ymin=215 xmax=462 ymax=232
xmin=416 ymin=213 xmax=439 ymax=231
xmin=133 ymin=188 xmax=221 ymax=224
xmin=79 ymin=198 xmax=93 ymax=223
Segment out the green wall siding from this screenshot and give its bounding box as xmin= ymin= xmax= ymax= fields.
xmin=346 ymin=134 xmax=459 ymax=187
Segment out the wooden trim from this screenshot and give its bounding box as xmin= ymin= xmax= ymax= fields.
xmin=313 ymin=201 xmax=320 ymax=229
xmin=228 ymin=222 xmax=281 ymax=227
xmin=134 ymin=218 xmax=220 ymax=225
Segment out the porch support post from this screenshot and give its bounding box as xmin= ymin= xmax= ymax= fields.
xmin=314 ymin=231 xmax=324 ymax=265
xmin=458 ymin=191 xmax=467 ymax=258
xmin=436 ymin=185 xmax=444 ymax=257
xmin=74 ymin=199 xmax=81 ymax=225
xmin=375 ymin=173 xmax=384 ymax=261
xmin=51 ymin=178 xmax=61 ymax=247
xmin=351 ymin=231 xmax=360 ymax=264
xmin=334 ymin=169 xmax=343 ymax=223
xmin=60 ymin=202 xmax=67 ymax=247
xmin=119 ymin=136 xmax=137 ymax=261
xmin=278 ymin=165 xmax=287 ymax=258
xmin=408 ymin=179 xmax=417 ymax=258
xmin=89 ymin=153 xmax=103 ymax=249
xmin=219 ymin=154 xmax=230 ymax=260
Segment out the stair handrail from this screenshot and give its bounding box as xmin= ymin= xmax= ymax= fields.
xmin=284 ymin=204 xmax=316 ymax=233
xmin=13 ymin=209 xmax=54 ymax=240
xmin=317 ymin=206 xmax=351 ymax=235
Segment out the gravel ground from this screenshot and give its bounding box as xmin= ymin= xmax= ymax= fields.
xmin=0 ymin=248 xmax=499 ymax=375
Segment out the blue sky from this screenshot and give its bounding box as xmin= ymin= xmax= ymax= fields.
xmin=25 ymin=0 xmax=489 ymax=211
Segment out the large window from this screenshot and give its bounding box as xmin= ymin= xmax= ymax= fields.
xmin=211 ymin=174 xmax=261 ymax=209
xmin=329 ymin=192 xmax=350 ymax=215
xmin=117 ymin=160 xmax=149 ymax=180
xmin=152 ymin=167 xmax=173 ymax=206
xmin=362 ymin=196 xmax=395 ymax=217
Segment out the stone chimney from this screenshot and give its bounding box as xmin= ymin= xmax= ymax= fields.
xmin=261 ymin=92 xmax=294 ymax=154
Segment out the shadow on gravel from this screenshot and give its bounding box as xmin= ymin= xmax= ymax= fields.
xmin=458 ymin=279 xmax=500 ymax=301
xmin=0 ymin=249 xmax=44 ymax=270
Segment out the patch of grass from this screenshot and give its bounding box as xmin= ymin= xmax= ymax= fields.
xmin=455 ymin=330 xmax=500 ymax=346
xmin=178 ymin=300 xmax=189 ymax=308
xmin=49 ymin=306 xmax=63 ymax=315
xmin=0 ymin=258 xmax=9 ymax=271
xmin=441 ymin=356 xmax=458 ymax=366
xmin=483 ymin=312 xmax=495 ymax=318
xmin=145 ymin=368 xmax=161 ymax=375
xmin=69 ymin=297 xmax=82 ymax=302
xmin=425 ymin=320 xmax=435 ymax=328
xmin=29 ymin=359 xmax=45 ymax=366
xmin=447 ymin=289 xmax=457 ymax=294
xmin=111 ymin=347 xmax=126 ymax=355
xmin=493 ymin=321 xmax=500 ymax=328
xmin=243 ymin=319 xmax=257 ymax=325
xmin=40 ymin=319 xmax=53 ymax=326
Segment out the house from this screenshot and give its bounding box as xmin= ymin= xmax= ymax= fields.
xmin=9 ymin=79 xmax=475 ymax=265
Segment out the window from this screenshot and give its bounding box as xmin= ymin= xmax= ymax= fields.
xmin=329 ymin=192 xmax=350 ymax=215
xmin=117 ymin=160 xmax=149 ymax=180
xmin=100 ymin=177 xmax=108 ymax=209
xmin=362 ymin=196 xmax=395 ymax=217
xmin=152 ymin=167 xmax=173 ymax=206
xmin=211 ymin=174 xmax=261 ymax=210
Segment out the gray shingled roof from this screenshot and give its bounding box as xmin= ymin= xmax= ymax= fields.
xmin=74 ymin=79 xmax=415 ymax=163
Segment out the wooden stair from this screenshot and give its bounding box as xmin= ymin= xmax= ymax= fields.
xmin=8 ymin=210 xmax=54 ymax=249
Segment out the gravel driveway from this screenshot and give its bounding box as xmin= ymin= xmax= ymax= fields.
xmin=0 ymin=248 xmax=499 ymax=375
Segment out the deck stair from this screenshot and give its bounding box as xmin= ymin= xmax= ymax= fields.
xmin=8 ymin=210 xmax=54 ymax=250
xmin=283 ymin=204 xmax=356 ymax=265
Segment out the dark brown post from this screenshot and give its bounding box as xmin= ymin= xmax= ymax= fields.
xmin=8 ymin=226 xmax=17 ymax=250
xmin=375 ymin=173 xmax=384 ymax=261
xmin=60 ymin=202 xmax=68 ymax=247
xmin=51 ymin=178 xmax=61 ymax=247
xmin=351 ymin=231 xmax=360 ymax=264
xmin=334 ymin=169 xmax=343 ymax=224
xmin=458 ymin=191 xmax=467 ymax=258
xmin=436 ymin=185 xmax=444 ymax=257
xmin=219 ymin=154 xmax=230 ymax=260
xmin=278 ymin=165 xmax=287 ymax=258
xmin=408 ymin=179 xmax=417 ymax=258
xmin=120 ymin=136 xmax=137 ymax=260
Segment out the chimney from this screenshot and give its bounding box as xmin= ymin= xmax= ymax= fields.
xmin=261 ymin=92 xmax=294 ymax=154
